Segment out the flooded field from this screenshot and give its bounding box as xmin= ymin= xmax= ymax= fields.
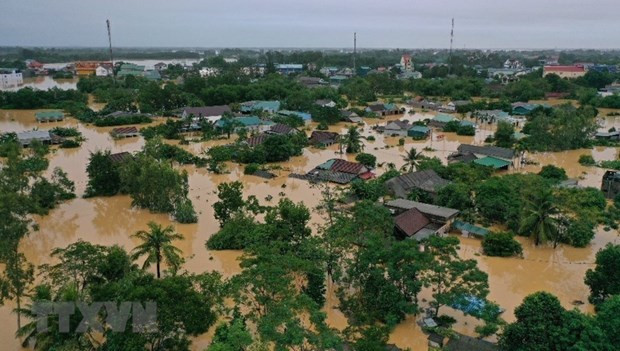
xmin=0 ymin=106 xmax=619 ymax=350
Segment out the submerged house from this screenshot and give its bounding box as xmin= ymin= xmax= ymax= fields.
xmin=383 ymin=120 xmax=411 ymax=137
xmin=240 ymin=100 xmax=281 ymax=114
xmin=215 ymin=116 xmax=274 ymax=134
xmin=602 ymin=171 xmax=620 ymax=199
xmin=309 ymin=131 xmax=340 ymax=146
xmin=35 ymin=111 xmax=65 ymax=122
xmin=110 ymin=126 xmax=139 ymax=138
xmin=385 ymin=169 xmax=451 ymax=199
xmin=16 ymin=130 xmax=53 ymax=147
xmin=366 ymin=103 xmax=402 ymax=117
xmin=428 ymin=114 xmax=475 ymax=129
xmin=303 ymin=158 xmax=372 ymax=184
xmin=449 ymin=144 xmax=516 ymax=170
xmin=265 ymin=123 xmax=298 ymax=136
xmin=277 ymin=110 xmax=312 ymax=125
xmin=408 ymin=125 xmax=431 ymax=139
xmin=386 ymin=199 xmax=459 ymax=241
xmin=341 ymin=110 xmax=363 ymax=123
xmin=178 ymin=105 xmax=232 ymax=123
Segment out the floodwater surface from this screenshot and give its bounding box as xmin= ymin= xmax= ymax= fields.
xmin=0 ymin=107 xmax=619 ymax=350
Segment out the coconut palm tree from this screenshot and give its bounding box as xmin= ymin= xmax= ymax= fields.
xmin=131 ymin=222 xmax=184 ymax=278
xmin=519 ymin=188 xmax=559 ymax=246
xmin=401 ymin=147 xmax=423 ymax=172
xmin=341 ymin=126 xmax=364 ymax=154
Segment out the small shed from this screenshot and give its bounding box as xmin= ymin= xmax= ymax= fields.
xmin=453 ymin=220 xmax=489 ymax=238
xmin=35 ymin=111 xmax=65 ymax=122
xmin=473 ymin=156 xmax=512 ymax=170
xmin=16 ymin=130 xmax=52 ymax=146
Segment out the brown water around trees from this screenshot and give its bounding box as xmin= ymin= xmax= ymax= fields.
xmin=0 ymin=107 xmax=619 ymax=350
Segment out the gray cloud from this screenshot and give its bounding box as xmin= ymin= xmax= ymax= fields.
xmin=1 ymin=0 xmax=618 ymax=48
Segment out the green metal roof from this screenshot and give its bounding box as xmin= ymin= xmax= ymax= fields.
xmin=408 ymin=125 xmax=430 ymax=134
xmin=453 ymin=220 xmax=490 ymax=237
xmin=473 ymin=156 xmax=511 ymax=169
xmin=433 ymin=113 xmax=456 ymax=123
xmin=216 ymin=116 xmax=266 ymax=128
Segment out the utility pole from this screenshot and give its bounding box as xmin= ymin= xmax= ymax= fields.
xmin=106 ymin=19 xmax=115 ymax=82
xmin=448 ymin=18 xmax=454 ymax=75
xmin=353 ymin=32 xmax=357 ymax=75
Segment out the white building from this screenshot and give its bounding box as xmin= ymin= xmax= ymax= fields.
xmin=95 ymin=65 xmax=113 ymax=77
xmin=199 ymin=67 xmax=220 ymax=77
xmin=0 ymin=68 xmax=23 ymax=88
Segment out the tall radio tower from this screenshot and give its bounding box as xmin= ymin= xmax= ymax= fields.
xmin=353 ymin=32 xmax=357 ymax=75
xmin=106 ymin=19 xmax=115 ymax=81
xmin=448 ymin=18 xmax=454 ymax=75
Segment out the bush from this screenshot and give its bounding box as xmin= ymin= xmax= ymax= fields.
xmin=355 ymin=153 xmax=377 ymax=168
xmin=206 ymin=214 xmax=258 ymax=250
xmin=317 ymin=121 xmax=329 ymax=130
xmin=482 ymin=231 xmax=523 ymax=257
xmin=600 ymin=160 xmax=620 ymax=170
xmin=174 ymin=199 xmax=198 ymax=224
xmin=578 ymin=154 xmax=596 ymax=166
xmin=538 ymin=165 xmax=568 ymax=182
xmin=456 ymin=124 xmax=476 ymax=136
xmin=244 ymin=163 xmax=260 ymax=175
xmin=50 ymin=127 xmax=81 ymax=137
xmin=60 ymin=139 xmax=81 ymax=148
xmin=93 ymin=114 xmax=152 ymax=127
xmin=398 ymin=138 xmax=405 ymax=146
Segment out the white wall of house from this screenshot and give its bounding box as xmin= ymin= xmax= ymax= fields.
xmin=0 ymin=70 xmax=23 ymax=88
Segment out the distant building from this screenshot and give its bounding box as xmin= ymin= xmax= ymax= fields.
xmin=301 ymin=158 xmax=372 ymax=184
xmin=297 ymin=76 xmax=328 ymax=89
xmin=400 ymin=54 xmax=413 ymax=71
xmin=0 ymin=68 xmax=23 ymax=88
xmin=224 ymin=57 xmax=238 ymax=63
xmin=178 ymin=105 xmax=231 ymax=123
xmin=385 ymin=199 xmax=459 ymax=241
xmin=385 ymin=169 xmax=451 ymax=199
xmin=315 ymin=99 xmax=336 ymax=108
xmin=240 ymin=101 xmax=281 ymax=114
xmin=95 ymin=65 xmax=113 ymax=77
xmin=277 ymin=110 xmax=312 ymax=125
xmin=543 ymin=65 xmax=586 ymax=79
xmin=35 ymin=111 xmax=65 ymax=123
xmin=75 ymin=61 xmax=110 ymax=76
xmin=16 ymin=130 xmax=52 ymax=147
xmin=215 ymin=116 xmax=274 ymax=134
xmin=276 ymin=64 xmax=303 ymax=75
xmin=110 ymin=126 xmax=139 ymax=138
xmin=117 ymin=63 xmax=146 ymax=77
xmin=154 ymin=62 xmax=167 ymax=71
xmin=408 ymin=125 xmax=431 ymax=139
xmin=503 ymin=59 xmax=523 ymax=70
xmin=383 ymin=120 xmax=411 ymax=137
xmin=199 ymin=67 xmax=220 ymax=77
xmin=308 ymin=131 xmax=339 ymax=146
xmin=365 ymin=103 xmax=401 ymax=117
xmin=449 ymin=144 xmax=516 ymax=170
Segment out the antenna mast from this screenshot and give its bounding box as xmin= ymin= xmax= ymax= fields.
xmin=353 ymin=32 xmax=357 ymax=75
xmin=106 ymin=19 xmax=115 ymax=81
xmin=448 ymin=18 xmax=454 ymax=75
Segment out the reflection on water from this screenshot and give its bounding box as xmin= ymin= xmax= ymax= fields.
xmin=0 ymin=76 xmax=79 ymax=92
xmin=0 ymin=107 xmax=618 ymax=350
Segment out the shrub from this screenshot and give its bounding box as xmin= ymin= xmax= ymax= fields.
xmin=398 ymin=138 xmax=405 ymax=146
xmin=538 ymin=165 xmax=568 ymax=182
xmin=317 ymin=121 xmax=329 ymax=130
xmin=244 ymin=163 xmax=260 ymax=175
xmin=50 ymin=127 xmax=81 ymax=137
xmin=457 ymin=124 xmax=476 ymax=136
xmin=578 ymin=154 xmax=596 ymax=166
xmin=482 ymin=231 xmax=523 ymax=257
xmin=60 ymin=139 xmax=81 ymax=148
xmin=174 ymin=199 xmax=198 ymax=224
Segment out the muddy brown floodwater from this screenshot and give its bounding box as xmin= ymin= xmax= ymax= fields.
xmin=0 ymin=106 xmax=619 ymax=351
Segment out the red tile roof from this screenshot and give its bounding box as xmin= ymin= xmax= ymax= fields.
xmin=330 ymin=159 xmax=365 ymax=174
xmin=394 ymin=208 xmax=431 ymax=237
xmin=359 ymin=171 xmax=375 ymax=180
xmin=544 ymin=65 xmax=585 ymax=73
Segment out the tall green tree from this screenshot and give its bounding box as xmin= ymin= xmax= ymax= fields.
xmin=519 ymin=188 xmax=559 ymax=246
xmin=343 ymin=126 xmax=363 ymax=154
xmin=494 ymin=121 xmax=516 ymax=148
xmin=131 ymin=222 xmax=184 ymax=278
xmin=585 ymin=244 xmax=620 ymax=305
xmin=0 ymin=252 xmax=34 ymax=329
xmin=401 ymin=147 xmax=423 ymax=172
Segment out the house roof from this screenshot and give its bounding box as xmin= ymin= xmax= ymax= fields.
xmin=432 ymin=113 xmax=456 ymax=123
xmin=309 ymin=131 xmax=339 ymax=144
xmin=35 ymin=111 xmax=64 ymax=119
xmin=386 ymin=169 xmax=450 ymax=194
xmin=329 ymin=159 xmax=365 ymax=174
xmin=453 ymin=220 xmax=489 ymax=237
xmin=385 ymin=120 xmax=411 ymax=130
xmin=457 ymin=144 xmax=515 ymax=160
xmin=269 ymin=123 xmax=295 ymax=134
xmin=474 ymin=156 xmax=512 ymax=169
xmin=108 ymin=152 xmax=133 ymax=163
xmin=544 ymin=65 xmax=585 ymax=73
xmin=386 ymin=199 xmax=460 ymax=220
xmin=16 ymin=130 xmax=51 ymax=141
xmin=367 ymin=104 xmax=387 ymax=112
xmin=245 ymin=134 xmax=269 ymax=147
xmin=408 ymin=125 xmax=431 ymax=134
xmin=181 ymin=105 xmax=231 ymax=117
xmin=278 ymin=110 xmax=312 ymax=121
xmin=111 ymin=126 xmax=138 ymax=135
xmin=395 ymin=207 xmax=431 ymax=238
xmin=241 ymin=100 xmax=281 ymax=112
xmin=315 ymin=99 xmax=334 ymax=106
xmin=444 ymin=334 xmax=498 ymax=351
xmin=216 ymin=116 xmax=266 ymax=128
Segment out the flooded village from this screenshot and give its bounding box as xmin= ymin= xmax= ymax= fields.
xmin=2 ymin=29 xmax=620 ymax=351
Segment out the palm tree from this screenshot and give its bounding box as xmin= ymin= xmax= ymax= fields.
xmin=401 ymin=147 xmax=423 ymax=172
xmin=131 ymin=222 xmax=184 ymax=278
xmin=343 ymin=126 xmax=363 ymax=154
xmin=519 ymin=189 xmax=559 ymax=246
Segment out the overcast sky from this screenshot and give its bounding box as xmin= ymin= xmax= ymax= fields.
xmin=2 ymin=0 xmax=618 ymax=49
